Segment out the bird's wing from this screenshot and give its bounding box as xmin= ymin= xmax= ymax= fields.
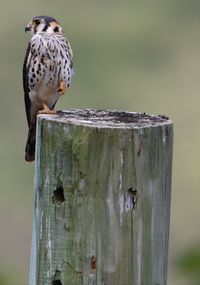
xmin=66 ymin=38 xmax=73 ymax=68
xmin=23 ymin=43 xmax=32 ymax=127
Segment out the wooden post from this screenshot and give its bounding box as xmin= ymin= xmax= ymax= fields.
xmin=29 ymin=109 xmax=173 ymax=285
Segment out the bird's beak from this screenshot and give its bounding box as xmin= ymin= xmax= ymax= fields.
xmin=25 ymin=24 xmax=31 ymax=32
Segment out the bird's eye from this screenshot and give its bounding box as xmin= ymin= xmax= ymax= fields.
xmin=35 ymin=19 xmax=41 ymax=25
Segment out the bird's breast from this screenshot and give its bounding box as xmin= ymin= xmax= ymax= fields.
xmin=28 ymin=33 xmax=73 ymax=109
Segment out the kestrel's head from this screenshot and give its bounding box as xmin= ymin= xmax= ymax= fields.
xmin=25 ymin=15 xmax=63 ymax=35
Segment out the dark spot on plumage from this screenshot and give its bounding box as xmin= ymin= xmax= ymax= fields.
xmin=41 ymin=57 xmax=44 ymax=65
xmin=34 ymin=60 xmax=37 ymax=64
xmin=47 ymin=53 xmax=51 ymax=60
xmin=66 ymin=43 xmax=70 ymax=51
xmin=60 ymin=50 xmax=64 ymax=58
xmin=33 ymin=73 xmax=36 ymax=78
xmin=54 ymin=26 xmax=59 ymax=33
xmin=42 ymin=23 xmax=49 ymax=32
xmin=32 ymin=67 xmax=35 ymax=72
xmin=68 ymin=77 xmax=70 ymax=81
xmin=30 ymin=78 xmax=33 ymax=83
xmin=58 ymin=67 xmax=61 ymax=75
xmin=67 ymin=83 xmax=70 ymax=87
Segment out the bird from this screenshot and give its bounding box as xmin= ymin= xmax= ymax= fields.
xmin=23 ymin=15 xmax=73 ymax=162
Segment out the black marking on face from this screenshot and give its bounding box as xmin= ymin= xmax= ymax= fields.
xmin=42 ymin=23 xmax=49 ymax=32
xmin=54 ymin=26 xmax=59 ymax=33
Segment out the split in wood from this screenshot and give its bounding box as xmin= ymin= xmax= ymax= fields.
xmin=91 ymin=256 xmax=96 ymax=270
xmin=128 ymin=187 xmax=138 ymax=210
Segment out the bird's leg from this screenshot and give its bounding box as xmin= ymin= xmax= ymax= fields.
xmin=38 ymin=103 xmax=57 ymax=115
xmin=57 ymin=81 xmax=67 ymax=96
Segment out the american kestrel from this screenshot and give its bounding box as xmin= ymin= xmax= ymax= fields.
xmin=23 ymin=15 xmax=73 ymax=162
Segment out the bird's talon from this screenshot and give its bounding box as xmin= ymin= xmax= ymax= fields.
xmin=38 ymin=109 xmax=57 ymax=115
xmin=56 ymin=110 xmax=64 ymax=115
xmin=57 ymin=81 xmax=67 ymax=95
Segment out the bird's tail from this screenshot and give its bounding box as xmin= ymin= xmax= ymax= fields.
xmin=25 ymin=122 xmax=36 ymax=162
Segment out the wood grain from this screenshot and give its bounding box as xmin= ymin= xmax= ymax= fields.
xmin=29 ymin=109 xmax=173 ymax=285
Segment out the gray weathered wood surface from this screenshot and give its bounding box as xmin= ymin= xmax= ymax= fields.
xmin=29 ymin=109 xmax=173 ymax=285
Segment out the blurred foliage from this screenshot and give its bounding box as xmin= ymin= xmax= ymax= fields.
xmin=0 ymin=274 xmax=8 ymax=285
xmin=0 ymin=0 xmax=200 ymax=284
xmin=176 ymin=245 xmax=200 ymax=285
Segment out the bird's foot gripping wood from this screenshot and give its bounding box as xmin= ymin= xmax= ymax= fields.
xmin=57 ymin=81 xmax=67 ymax=96
xmin=38 ymin=104 xmax=57 ymax=115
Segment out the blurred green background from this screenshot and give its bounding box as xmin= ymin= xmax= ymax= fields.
xmin=0 ymin=0 xmax=200 ymax=284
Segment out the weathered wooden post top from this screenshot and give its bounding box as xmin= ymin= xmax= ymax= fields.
xmin=29 ymin=109 xmax=173 ymax=285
